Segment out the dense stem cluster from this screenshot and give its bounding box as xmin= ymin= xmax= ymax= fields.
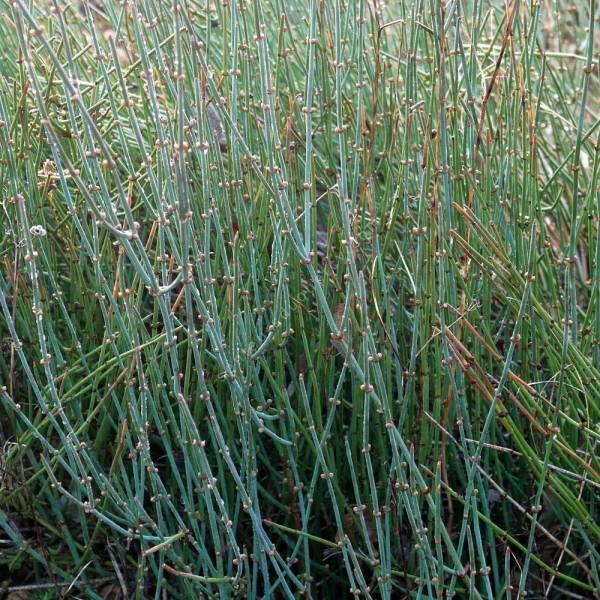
xmin=0 ymin=0 xmax=599 ymax=598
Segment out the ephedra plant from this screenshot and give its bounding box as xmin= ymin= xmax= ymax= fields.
xmin=0 ymin=0 xmax=599 ymax=598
